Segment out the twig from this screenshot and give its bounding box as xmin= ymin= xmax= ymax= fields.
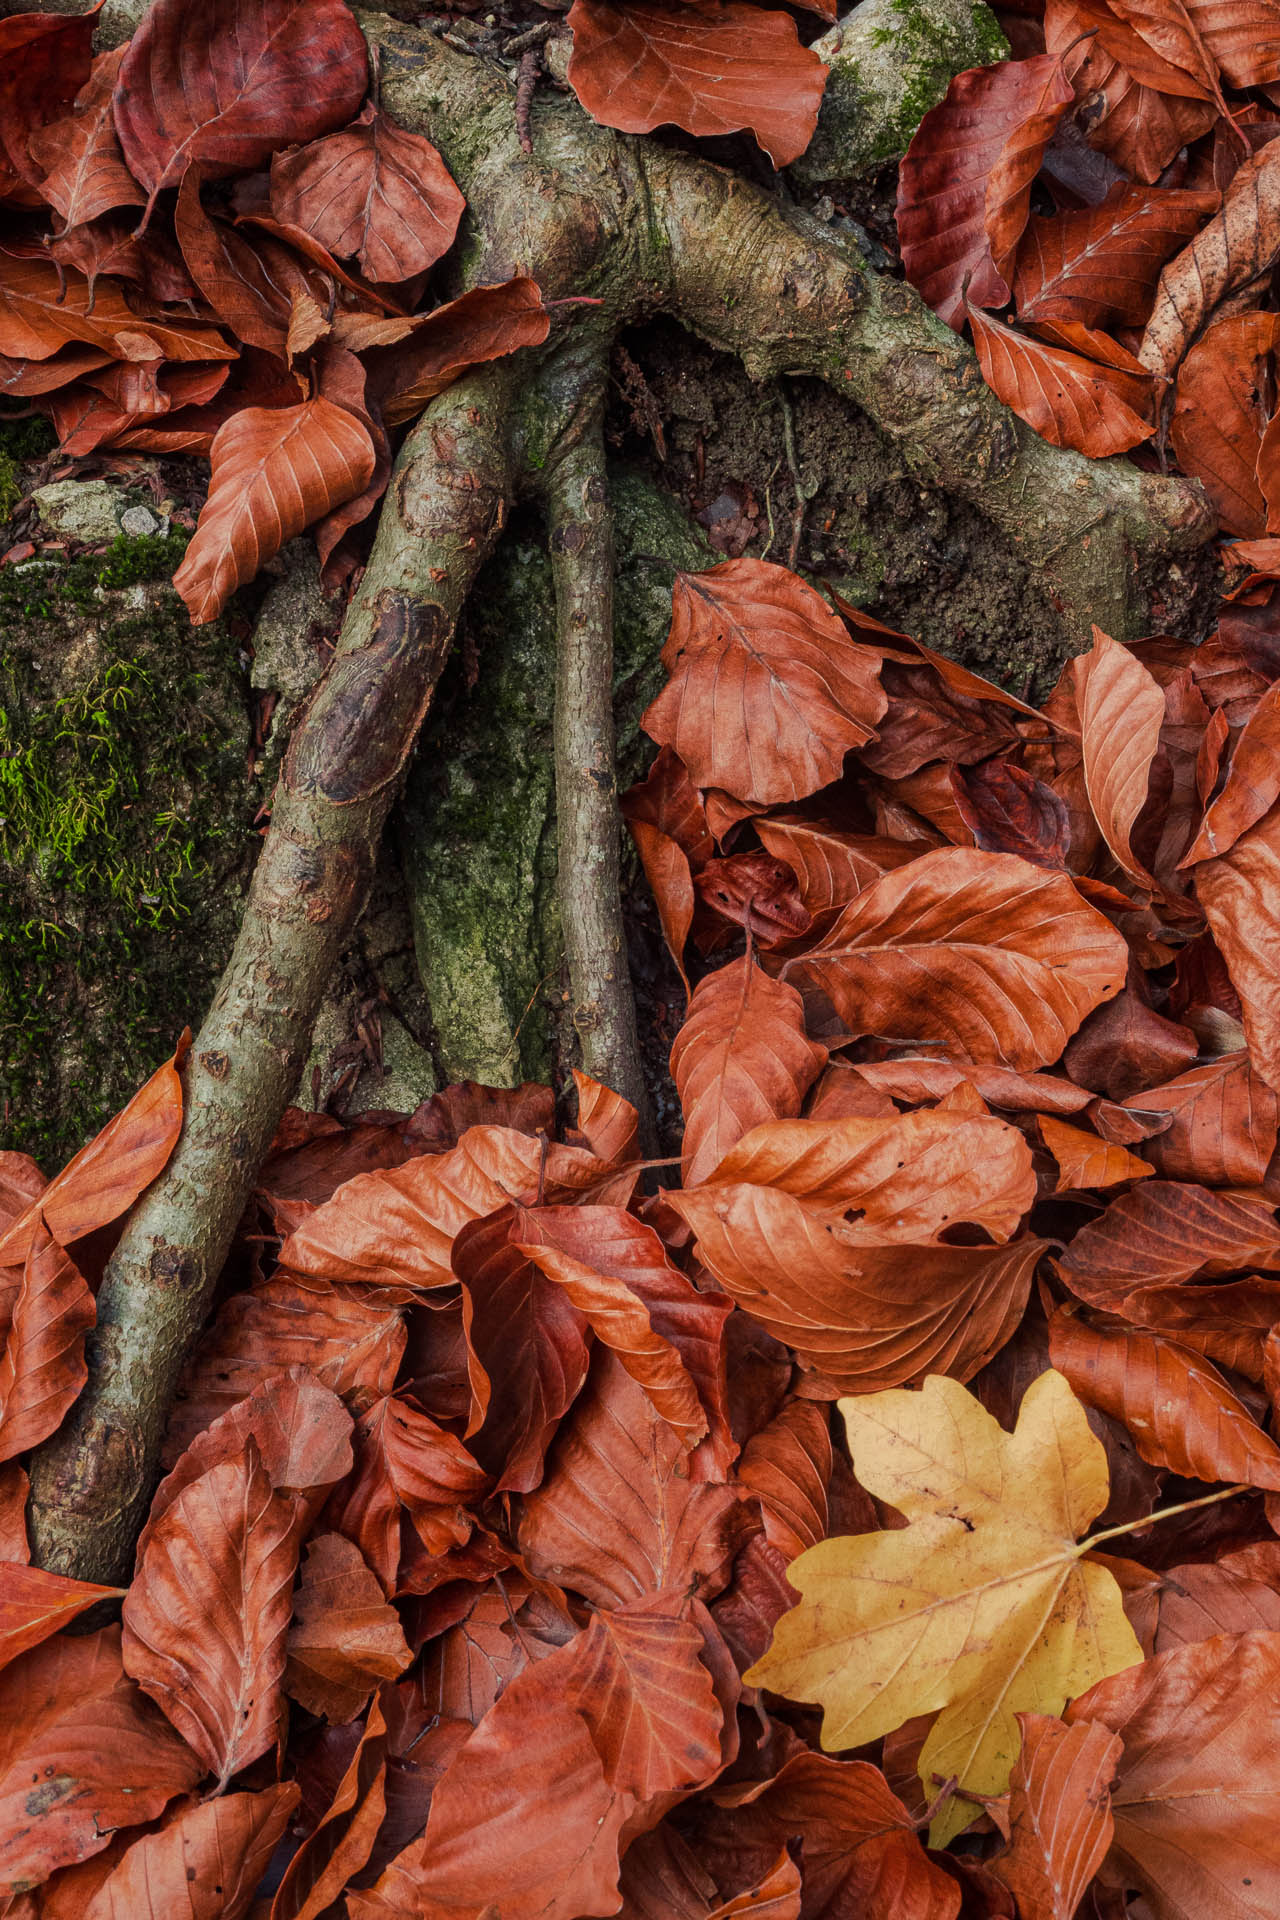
xmin=538 ymin=357 xmax=656 ymax=1151
xmin=515 ymin=46 xmax=541 ymax=156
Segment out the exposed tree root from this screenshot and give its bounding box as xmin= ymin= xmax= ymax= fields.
xmin=28 ymin=2 xmax=1218 ymax=1580
xmin=537 ymin=352 xmax=656 ymax=1146
xmin=28 ymin=364 xmax=523 ymax=1582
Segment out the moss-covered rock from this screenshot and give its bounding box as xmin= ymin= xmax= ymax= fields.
xmin=792 ymin=0 xmax=1009 ymax=185
xmin=0 ymin=465 xmax=254 ymax=1167
xmin=399 ymin=468 xmax=710 ymax=1088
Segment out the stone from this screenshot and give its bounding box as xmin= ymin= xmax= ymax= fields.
xmin=119 ymin=504 xmax=162 ymax=539
xmin=790 ymin=0 xmax=1009 ymax=185
xmin=30 ymin=479 xmax=130 ymax=545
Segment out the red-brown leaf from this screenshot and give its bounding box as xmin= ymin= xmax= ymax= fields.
xmin=1071 ymin=626 xmax=1166 ymax=888
xmin=0 ymin=1562 xmax=120 ymax=1672
xmin=82 ymin=1785 xmax=299 ymax=1920
xmin=968 ymin=301 xmax=1157 ymax=456
xmin=640 ymin=558 xmax=886 ymax=809
xmin=284 ymin=1533 xmax=411 ymax=1723
xmin=670 ymin=956 xmax=827 ymax=1187
xmin=270 ymin=103 xmax=465 ymax=283
xmin=363 ymin=278 xmax=550 ymax=426
xmin=271 ymin=1701 xmax=388 ymax=1920
xmin=1050 ymin=1311 xmax=1280 ymax=1488
xmin=565 ymin=0 xmax=826 ymax=168
xmin=1195 ymin=800 xmax=1280 ymax=1091
xmin=1169 ymin=313 xmax=1280 ymax=537
xmin=323 ymin=1393 xmax=487 ymax=1590
xmin=0 ymin=8 xmax=95 ymax=198
xmin=1013 ymin=183 xmax=1218 ymax=326
xmin=173 ymin=399 xmax=377 ymax=624
xmin=1057 ymin=1181 xmax=1280 ymax=1306
xmin=992 ymin=1714 xmax=1122 ymax=1920
xmin=897 ymin=56 xmax=1075 ymax=329
xmin=0 ymin=1626 xmax=201 ymax=1896
xmin=0 ymin=1225 xmax=95 ymax=1463
xmin=114 ymin=0 xmax=368 ymax=202
xmin=29 ymin=47 xmax=143 ymax=231
xmin=1121 ymin=1052 xmax=1280 ymax=1186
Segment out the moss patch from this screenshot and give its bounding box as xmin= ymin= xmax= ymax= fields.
xmin=0 ymin=534 xmax=254 ymax=1167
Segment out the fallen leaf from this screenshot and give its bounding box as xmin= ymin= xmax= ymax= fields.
xmin=0 ymin=1562 xmax=120 ymax=1673
xmin=123 ymin=1442 xmax=302 ymax=1789
xmin=564 ymin=0 xmax=826 ymax=167
xmin=1013 ymin=183 xmax=1219 ymax=326
xmin=670 ymin=956 xmax=827 ymax=1187
xmin=1057 ymin=1181 xmax=1280 ymax=1305
xmin=29 ymin=47 xmax=144 ymax=231
xmin=323 ymin=1392 xmax=487 ymax=1590
xmin=1141 ymin=138 xmax=1280 ymax=379
xmin=285 ymin=1533 xmax=411 ymax=1722
xmin=173 ymin=399 xmax=377 ymax=624
xmin=1170 ymin=313 xmax=1280 ymax=536
xmin=991 ymin=1714 xmax=1123 ymax=1920
xmin=1040 ymin=1115 xmax=1153 ymax=1190
xmin=0 ymin=1225 xmax=95 ymax=1463
xmin=745 ymin=1371 xmax=1142 ymax=1845
xmin=1195 ymin=801 xmax=1280 ymax=1091
xmin=785 ymin=849 xmax=1128 ymax=1071
xmin=968 ymin=302 xmax=1157 ymax=456
xmin=1071 ymin=627 xmax=1166 ymax=888
xmin=1120 ymin=1052 xmax=1280 ymax=1186
xmin=83 ymin=1784 xmax=299 ymax=1920
xmin=271 ymin=1701 xmax=388 ymax=1920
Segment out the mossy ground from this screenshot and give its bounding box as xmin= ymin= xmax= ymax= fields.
xmin=0 ymin=444 xmax=253 ymax=1166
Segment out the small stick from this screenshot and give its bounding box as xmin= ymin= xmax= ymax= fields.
xmin=541 ymin=367 xmax=656 ymax=1149
xmin=515 ymin=46 xmax=541 ymax=156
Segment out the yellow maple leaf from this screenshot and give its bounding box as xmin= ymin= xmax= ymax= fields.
xmin=744 ymin=1369 xmax=1143 ymax=1846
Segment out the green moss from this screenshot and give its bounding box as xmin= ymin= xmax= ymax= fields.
xmin=0 ymin=538 xmax=252 ymax=1166
xmin=0 ymin=414 xmax=56 ymax=466
xmin=868 ymin=0 xmax=1009 ymax=161
xmin=970 ymin=0 xmax=1011 ymax=62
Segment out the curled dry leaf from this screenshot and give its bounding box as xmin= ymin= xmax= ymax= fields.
xmin=323 ymin=1392 xmax=487 ymax=1591
xmin=967 ymin=301 xmax=1157 ymax=456
xmin=898 ymin=56 xmax=1075 ymax=329
xmin=1169 ymin=313 xmax=1280 ymax=536
xmin=641 ymin=559 xmax=885 ymax=810
xmin=1068 ymin=1629 xmax=1280 ymax=1920
xmin=670 ymin=956 xmax=828 ymax=1187
xmin=747 ymin=1372 xmax=1142 ymax=1846
xmin=82 ymin=1784 xmax=299 ymax=1920
xmin=270 ymin=103 xmax=465 ymax=283
xmin=1194 ymin=801 xmax=1280 ymax=1092
xmin=1050 ymin=1310 xmax=1280 ymax=1487
xmin=564 ymin=0 xmax=827 ymax=168
xmin=991 ymin=1713 xmax=1123 ymax=1920
xmin=1070 ymin=626 xmax=1166 ymax=889
xmin=0 ymin=1225 xmax=95 ymax=1464
xmin=1141 ymin=138 xmax=1280 ymax=379
xmin=1056 ymin=1180 xmax=1280 ymax=1306
xmin=284 ymin=1532 xmax=411 ymax=1722
xmin=785 ymin=848 xmax=1128 ymax=1072
xmin=1182 ymin=680 xmax=1280 ymax=864
xmin=122 ymin=1443 xmax=302 ymax=1789
xmin=271 ymin=1700 xmax=388 ymax=1920
xmin=1039 ymin=1114 xmax=1153 ymax=1190
xmin=114 ymin=0 xmax=368 ymax=203
xmin=1121 ymin=1051 xmax=1280 ymax=1186
xmin=671 ymin=1182 xmax=1047 ymax=1391
xmin=173 ymin=398 xmax=377 ymax=624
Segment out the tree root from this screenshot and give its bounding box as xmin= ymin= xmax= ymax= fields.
xmin=28 ymin=363 xmax=523 ymax=1582
xmin=27 ymin=3 xmax=1219 ymax=1579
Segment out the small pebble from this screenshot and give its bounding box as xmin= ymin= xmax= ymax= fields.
xmin=120 ymin=505 xmax=161 ymax=538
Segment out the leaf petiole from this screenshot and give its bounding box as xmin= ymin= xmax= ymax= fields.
xmin=1081 ymin=1483 xmax=1251 ymax=1552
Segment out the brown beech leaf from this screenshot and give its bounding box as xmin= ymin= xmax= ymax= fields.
xmin=1070 ymin=626 xmax=1168 ymax=889
xmin=991 ymin=1714 xmax=1123 ymax=1920
xmin=270 ymin=103 xmax=464 ymax=283
xmin=1063 ymin=967 xmax=1198 ymax=1103
xmin=1195 ymin=802 xmax=1280 ymax=1090
xmin=754 ymin=816 xmax=919 ymax=916
xmin=968 ymin=302 xmax=1156 ymax=456
xmin=1057 ymin=1181 xmax=1280 ymax=1306
xmin=323 ymin=1392 xmax=488 ymax=1591
xmin=271 ymin=1700 xmax=387 ymax=1920
xmin=0 ymin=1044 xmax=183 ymax=1266
xmin=897 ymin=55 xmax=1074 ymax=329
xmin=83 ymin=1784 xmax=299 ymax=1920
xmin=1105 ymin=1277 xmax=1280 ymax=1379
xmin=1013 ymin=183 xmax=1219 ymax=326
xmin=785 ymin=849 xmax=1127 ymax=1071
xmin=514 ymin=1204 xmax=719 ymax=1443
xmin=1169 ymin=313 xmax=1280 ymax=537
xmin=123 ymin=1442 xmax=301 ymax=1789
xmin=708 ymin=1107 xmax=1037 ymax=1243
xmin=0 ymin=1562 xmax=120 ymax=1672
xmin=640 ymin=559 xmax=886 ymax=809
xmin=114 ymin=0 xmax=368 ymax=205
xmin=702 ymin=1751 xmax=961 ymax=1920
xmin=706 ymin=1856 xmax=802 ymax=1919
xmin=284 ymin=1533 xmax=411 ymax=1722
xmin=519 ymin=1353 xmax=750 ymax=1611
xmin=30 ymin=47 xmax=143 ymax=231
xmin=0 ymin=7 xmax=95 ymax=197
xmin=140 ymin=1364 xmax=353 ymax=1562
xmin=1049 ymin=1312 xmax=1280 ymax=1488
xmin=1183 ymin=681 xmax=1280 ymax=863
xmin=0 ymin=254 xmax=233 ymax=365
xmin=1039 ymin=1115 xmax=1153 ymax=1191
xmin=453 ymin=1205 xmax=593 ymax=1493
xmin=1046 ymin=0 xmax=1218 ymax=182
xmin=950 ymin=759 xmax=1072 ymax=869
xmin=670 ymin=956 xmax=827 ymax=1187
xmin=1068 ymin=1629 xmax=1280 ymax=1920
xmin=848 ymin=1057 xmax=1095 ymax=1114
xmin=672 ymin=1183 xmax=1046 ymax=1391
xmin=0 ymin=1466 xmax=29 ymax=1566
xmin=173 ymin=399 xmax=376 ymax=625
xmin=1141 ymin=139 xmax=1280 ymax=380
xmin=564 ymin=0 xmax=826 ymax=168
xmin=280 ymin=1126 xmax=575 ymax=1292
xmin=1121 ymin=1052 xmax=1280 ymax=1186
xmin=1186 ymin=0 xmax=1280 ymax=84
xmin=164 ymin=1276 xmax=405 ymax=1463
xmin=363 ymin=277 xmax=550 ymax=426
xmin=569 ymin=1069 xmax=641 ymax=1167
xmin=1148 ymin=1543 xmax=1280 ymax=1649
xmin=736 ymin=1398 xmax=831 ymax=1560
xmin=0 ymin=1626 xmax=201 ymax=1896
xmin=172 ymin=168 xmax=321 ymax=357
xmin=0 ymin=1224 xmax=94 ymax=1463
